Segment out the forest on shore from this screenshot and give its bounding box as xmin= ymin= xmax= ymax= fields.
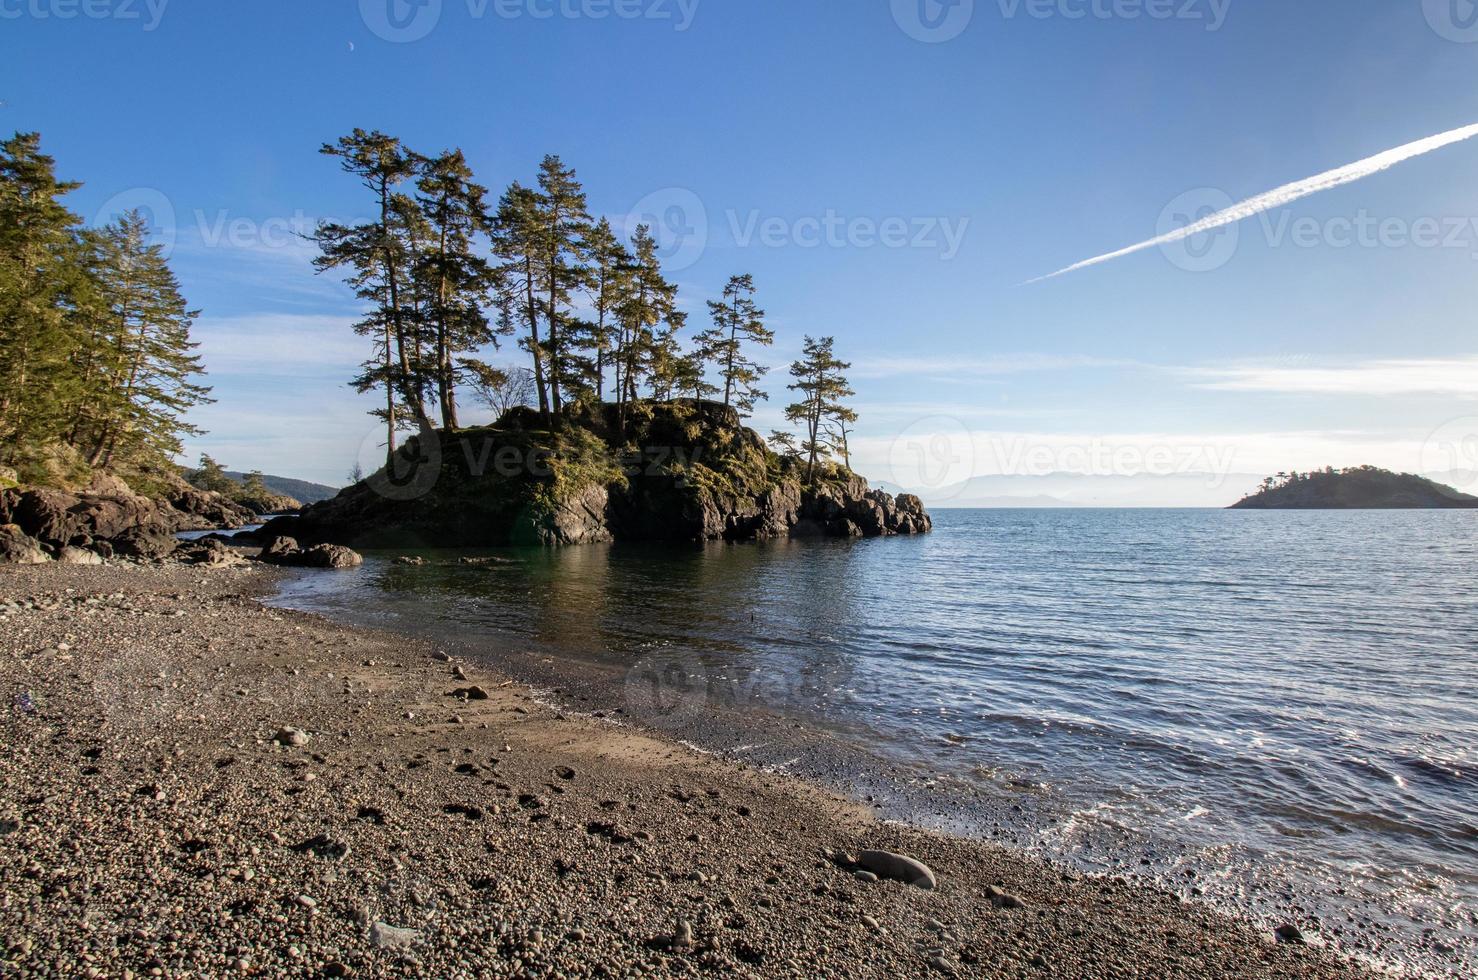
xmin=0 ymin=129 xmax=866 ymax=496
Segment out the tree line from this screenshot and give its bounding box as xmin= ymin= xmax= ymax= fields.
xmin=314 ymin=130 xmax=857 ymax=482
xmin=0 ymin=133 xmax=209 ymax=485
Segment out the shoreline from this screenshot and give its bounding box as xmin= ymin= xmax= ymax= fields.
xmin=1 ymin=562 xmax=1374 ymax=977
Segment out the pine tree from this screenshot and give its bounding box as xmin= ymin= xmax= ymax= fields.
xmin=0 ymin=132 xmax=86 ymax=452
xmin=192 ymin=453 xmax=234 ymax=493
xmin=824 ymin=413 xmax=857 ymax=470
xmin=784 ymin=335 xmax=855 ymax=485
xmin=490 ymin=182 xmax=551 ymax=419
xmin=414 ymin=148 xmax=502 ymax=429
xmin=82 ymin=211 xmax=212 ymax=469
xmin=697 ymin=274 xmax=773 ymax=416
xmin=612 ymin=225 xmax=680 ymax=431
xmin=768 ymin=430 xmax=800 ymax=458
xmin=534 ymin=155 xmax=591 ymax=414
xmin=675 ymin=337 xmax=718 ymax=402
xmin=580 ymin=217 xmax=630 ymax=400
xmin=240 ymin=470 xmax=271 ymax=505
xmin=646 ymin=310 xmax=689 ymax=401
xmin=314 ymin=130 xmax=429 ymax=462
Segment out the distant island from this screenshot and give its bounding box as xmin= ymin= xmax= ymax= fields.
xmin=1231 ymin=466 xmax=1478 ymax=510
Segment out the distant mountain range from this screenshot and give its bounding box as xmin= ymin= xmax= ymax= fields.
xmin=223 ymin=471 xmax=340 ymax=505
xmin=879 ymin=473 xmax=1264 ymax=509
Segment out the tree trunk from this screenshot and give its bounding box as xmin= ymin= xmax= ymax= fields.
xmin=547 ymin=223 xmax=563 ymax=418
xmin=523 ymin=255 xmax=549 ymax=420
xmin=379 ymin=179 xmax=430 ymax=429
xmin=435 ymin=216 xmax=456 ymax=429
xmin=385 ymin=323 xmax=397 ymax=466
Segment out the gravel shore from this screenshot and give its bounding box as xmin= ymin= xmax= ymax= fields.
xmin=0 ymin=563 xmax=1374 ymax=978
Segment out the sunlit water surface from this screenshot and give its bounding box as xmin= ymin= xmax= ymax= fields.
xmin=272 ymin=508 xmax=1478 ymax=976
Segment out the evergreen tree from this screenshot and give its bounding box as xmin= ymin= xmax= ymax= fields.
xmin=192 ymin=453 xmax=234 ymax=493
xmin=533 ymin=155 xmax=591 ymax=414
xmin=82 ymin=211 xmax=211 ymax=469
xmin=314 ymin=130 xmax=429 ymax=462
xmin=0 ymin=132 xmax=85 ymax=451
xmin=612 ymin=225 xmax=680 ymax=431
xmin=646 ymin=310 xmax=689 ymax=401
xmin=675 ymin=337 xmax=718 ymax=402
xmin=414 ymin=148 xmax=502 ymax=429
xmin=768 ymin=430 xmax=800 ymax=458
xmin=240 ymin=469 xmax=271 ymax=504
xmin=697 ymin=274 xmax=773 ymax=416
xmin=579 ymin=217 xmax=629 ymax=400
xmin=824 ymin=413 xmax=857 ymax=470
xmin=784 ymin=335 xmax=855 ymax=485
xmin=490 ymin=182 xmax=551 ymax=418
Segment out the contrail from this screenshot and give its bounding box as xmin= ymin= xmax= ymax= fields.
xmin=1026 ymin=121 xmax=1478 ymax=284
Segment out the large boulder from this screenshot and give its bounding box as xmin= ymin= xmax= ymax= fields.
xmin=257 ymin=537 xmax=361 ymax=569
xmin=0 ymin=524 xmax=50 ymax=565
xmin=293 ymin=544 xmax=363 ymax=569
xmin=57 ymin=546 xmax=104 ymax=566
xmin=111 ymin=526 xmax=178 ymax=560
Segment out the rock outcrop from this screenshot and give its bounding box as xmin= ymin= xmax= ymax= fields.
xmin=0 ymin=473 xmax=253 ymax=563
xmin=260 ymin=541 xmax=364 ymax=569
xmin=256 ymin=401 xmax=932 ymax=549
xmin=0 ymin=524 xmax=51 ymax=565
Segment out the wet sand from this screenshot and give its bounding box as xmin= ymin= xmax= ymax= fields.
xmin=0 ymin=562 xmax=1374 ymax=978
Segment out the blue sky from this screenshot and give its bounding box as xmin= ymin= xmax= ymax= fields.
xmin=7 ymin=0 xmax=1478 ymax=503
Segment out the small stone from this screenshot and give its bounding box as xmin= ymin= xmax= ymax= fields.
xmin=371 ymin=921 xmax=421 ymax=949
xmin=1274 ymin=923 xmax=1306 ymax=945
xmin=854 ymin=870 xmax=879 ymax=883
xmin=985 ymin=885 xmax=1025 ymax=909
xmin=860 ymin=914 xmax=882 ymax=933
xmin=273 ymin=727 xmax=310 ymax=748
xmin=297 ymin=895 xmax=317 ymax=909
xmin=856 ymin=849 xmax=937 ymax=890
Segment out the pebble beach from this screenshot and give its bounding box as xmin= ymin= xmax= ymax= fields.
xmin=0 ymin=562 xmax=1374 ymax=978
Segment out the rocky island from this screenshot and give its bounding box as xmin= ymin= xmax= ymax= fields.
xmin=1231 ymin=465 xmax=1478 ymax=510
xmin=257 ymin=401 xmax=931 ymax=549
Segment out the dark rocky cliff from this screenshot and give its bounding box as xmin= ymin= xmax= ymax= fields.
xmin=258 ymin=401 xmax=931 ymax=549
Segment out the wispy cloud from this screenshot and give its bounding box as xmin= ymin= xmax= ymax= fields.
xmin=850 ymin=353 xmax=1138 ymax=379
xmin=1189 ymin=356 xmax=1478 ymax=397
xmin=1028 ymin=121 xmax=1478 ymax=283
xmin=195 ymin=313 xmax=366 ymax=376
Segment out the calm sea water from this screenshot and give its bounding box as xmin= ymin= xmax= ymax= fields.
xmin=271 ymin=509 xmax=1478 ymax=976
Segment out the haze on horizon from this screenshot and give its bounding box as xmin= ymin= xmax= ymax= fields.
xmin=7 ymin=0 xmax=1478 ymax=506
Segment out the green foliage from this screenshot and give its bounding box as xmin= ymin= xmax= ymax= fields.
xmin=191 ymin=453 xmax=235 ymax=494
xmin=696 ymin=274 xmax=772 ymax=417
xmin=0 ymin=133 xmax=210 ymax=486
xmin=783 ymin=335 xmax=857 ymax=484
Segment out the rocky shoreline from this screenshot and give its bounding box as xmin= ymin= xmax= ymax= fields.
xmin=263 ymin=402 xmax=933 ymax=549
xmin=0 ymin=561 xmax=1371 ymax=979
